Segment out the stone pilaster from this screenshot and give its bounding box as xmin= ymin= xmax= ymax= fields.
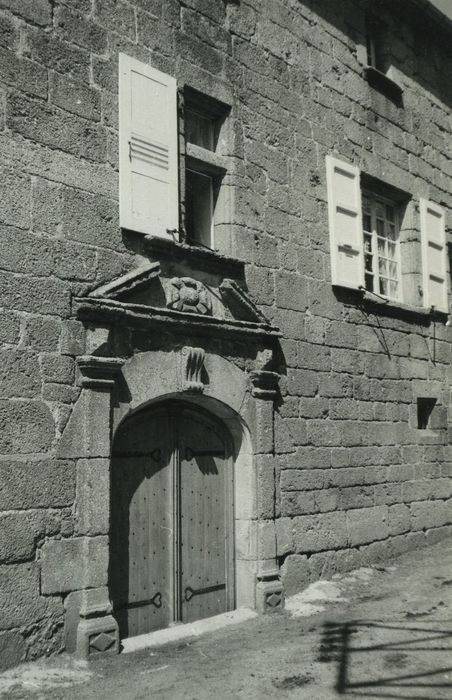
xmin=74 ymin=355 xmax=123 ymax=658
xmin=249 ymin=367 xmax=285 ymax=613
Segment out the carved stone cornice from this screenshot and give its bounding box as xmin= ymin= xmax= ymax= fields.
xmin=249 ymin=369 xmax=280 ymax=399
xmin=74 ymin=297 xmax=281 ymax=341
xmin=77 ymin=355 xmax=124 ymax=389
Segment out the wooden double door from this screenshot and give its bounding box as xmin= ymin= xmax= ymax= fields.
xmin=110 ymin=402 xmax=234 ymax=638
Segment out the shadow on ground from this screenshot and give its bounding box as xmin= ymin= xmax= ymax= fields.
xmin=319 ymin=619 xmax=452 ymax=699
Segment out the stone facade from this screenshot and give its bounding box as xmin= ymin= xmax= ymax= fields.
xmin=0 ymin=0 xmax=451 ymax=669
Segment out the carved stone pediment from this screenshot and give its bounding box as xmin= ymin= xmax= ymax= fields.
xmin=78 ymin=250 xmax=280 ymax=341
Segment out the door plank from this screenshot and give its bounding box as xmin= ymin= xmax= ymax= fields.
xmin=178 ymin=408 xmax=233 ymax=623
xmin=110 ymin=408 xmax=173 ymax=638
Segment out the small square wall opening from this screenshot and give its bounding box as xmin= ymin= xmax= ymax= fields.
xmin=417 ymin=397 xmax=436 ymax=430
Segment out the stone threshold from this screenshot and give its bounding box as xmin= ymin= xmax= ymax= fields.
xmin=121 ymin=608 xmax=258 ymax=655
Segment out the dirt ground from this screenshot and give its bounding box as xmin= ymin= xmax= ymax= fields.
xmin=1 ymin=538 xmax=452 ymax=699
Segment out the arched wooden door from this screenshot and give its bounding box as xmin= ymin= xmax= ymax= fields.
xmin=110 ymin=402 xmax=234 ymax=639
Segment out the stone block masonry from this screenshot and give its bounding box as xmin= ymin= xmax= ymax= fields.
xmin=0 ymin=0 xmax=451 ymax=669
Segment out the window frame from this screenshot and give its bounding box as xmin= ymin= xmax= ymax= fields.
xmin=182 ymin=87 xmax=230 ymax=251
xmin=363 ymin=12 xmax=403 ymax=104
xmin=362 ymin=190 xmax=403 ymax=302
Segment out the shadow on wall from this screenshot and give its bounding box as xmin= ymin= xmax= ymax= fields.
xmin=318 ymin=619 xmax=452 ymax=698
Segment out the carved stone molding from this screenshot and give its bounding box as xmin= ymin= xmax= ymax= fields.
xmin=249 ymin=369 xmax=279 ymax=399
xmin=256 ymin=571 xmax=285 ymax=614
xmin=180 ymin=346 xmax=205 ymax=393
xmin=90 ymin=262 xmax=161 ymax=300
xmin=76 ymin=615 xmax=119 ymax=658
xmin=219 ymin=279 xmax=267 ymax=323
xmin=77 ymin=355 xmax=124 ymax=389
xmin=167 ymin=277 xmax=212 ymax=315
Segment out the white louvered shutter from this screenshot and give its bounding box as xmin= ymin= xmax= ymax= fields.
xmin=119 ymin=54 xmax=178 ymax=237
xmin=326 ymin=155 xmax=364 ymax=289
xmin=420 ymin=199 xmax=448 ymax=312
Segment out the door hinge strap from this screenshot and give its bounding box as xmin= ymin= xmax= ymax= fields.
xmin=184 ymin=583 xmax=226 ymax=602
xmin=116 ymin=591 xmax=162 ymax=611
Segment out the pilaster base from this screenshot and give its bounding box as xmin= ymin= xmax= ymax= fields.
xmin=256 ymin=573 xmax=285 ymax=613
xmin=76 ymin=615 xmax=119 ymax=658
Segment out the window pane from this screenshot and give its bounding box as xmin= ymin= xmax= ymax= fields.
xmin=378 ymin=258 xmax=387 ymax=275
xmin=389 ymin=261 xmax=398 ymax=279
xmin=388 ymin=242 xmax=396 ymax=259
xmin=376 ymin=203 xmax=385 ymax=219
xmin=185 ymin=169 xmax=213 ymax=248
xmin=365 ymin=254 xmax=373 ymax=272
xmin=364 ymin=233 xmax=372 ymax=252
xmin=389 ymin=280 xmax=398 ymax=298
xmin=377 ymin=237 xmax=386 ymax=255
xmin=376 ymin=218 xmax=385 ymax=235
xmin=363 ymin=213 xmax=371 ymax=231
xmin=186 ymin=110 xmax=215 ymax=150
xmin=365 ymin=273 xmax=374 ymax=292
xmin=379 ymin=278 xmax=388 ymax=295
xmin=388 ymin=223 xmax=396 ymax=240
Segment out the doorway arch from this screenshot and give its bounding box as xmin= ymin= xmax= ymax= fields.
xmin=110 ymin=400 xmax=235 ymax=639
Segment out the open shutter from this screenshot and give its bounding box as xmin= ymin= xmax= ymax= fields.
xmin=420 ymin=199 xmax=448 ymax=312
xmin=326 ymin=155 xmax=364 ymax=289
xmin=119 ymin=54 xmax=178 ymax=237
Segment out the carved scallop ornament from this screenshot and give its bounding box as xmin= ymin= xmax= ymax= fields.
xmin=167 ymin=276 xmax=212 ymax=315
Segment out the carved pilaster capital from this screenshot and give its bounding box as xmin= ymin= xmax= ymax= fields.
xmin=249 ymin=369 xmax=279 ymax=400
xmin=77 ymin=355 xmax=124 ymax=389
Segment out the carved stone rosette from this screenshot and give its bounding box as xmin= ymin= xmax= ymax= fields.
xmin=167 ymin=277 xmax=212 ymax=315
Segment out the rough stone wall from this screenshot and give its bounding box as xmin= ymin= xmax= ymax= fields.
xmin=0 ymin=0 xmax=451 ymax=667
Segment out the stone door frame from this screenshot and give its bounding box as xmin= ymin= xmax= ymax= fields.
xmin=49 ymin=343 xmax=284 ymax=658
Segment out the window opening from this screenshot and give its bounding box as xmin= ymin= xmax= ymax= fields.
xmin=185 ymin=109 xmax=217 ymax=152
xmin=185 ymin=169 xmax=215 ymax=249
xmin=365 ymin=13 xmax=390 ymax=74
xmin=362 ymin=193 xmax=401 ymax=301
xmin=417 ymin=397 xmax=436 ymax=430
xmin=183 ymin=88 xmax=229 ymax=250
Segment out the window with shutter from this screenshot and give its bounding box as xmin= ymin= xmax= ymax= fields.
xmin=326 ymin=155 xmax=365 ymax=290
xmin=119 ymin=54 xmax=178 ymax=238
xmin=420 ymin=199 xmax=448 ymax=312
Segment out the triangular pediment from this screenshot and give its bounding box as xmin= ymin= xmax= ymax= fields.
xmin=87 ymin=263 xmax=272 ymax=328
xmin=89 ymin=262 xmax=162 ymax=302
